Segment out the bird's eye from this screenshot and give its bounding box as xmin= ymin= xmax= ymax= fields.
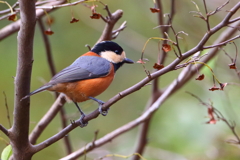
xmin=115 ymin=50 xmax=119 ymax=54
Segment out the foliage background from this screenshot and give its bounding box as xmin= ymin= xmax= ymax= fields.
xmin=0 ymin=0 xmax=240 ymax=159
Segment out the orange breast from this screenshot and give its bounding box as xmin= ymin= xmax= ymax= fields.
xmin=49 ymin=64 xmax=115 ymax=102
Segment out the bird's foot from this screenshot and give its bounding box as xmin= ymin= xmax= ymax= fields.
xmin=98 ymin=103 xmax=108 ymax=116
xmin=89 ymin=97 xmax=109 ymax=116
xmin=78 ymin=113 xmax=88 ymax=128
xmin=70 ymin=115 xmax=88 ymax=128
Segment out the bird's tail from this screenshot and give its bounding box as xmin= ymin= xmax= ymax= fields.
xmin=21 ymin=84 xmax=53 ymax=101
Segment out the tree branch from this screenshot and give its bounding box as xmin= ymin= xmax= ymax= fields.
xmin=132 ymin=1 xmax=175 ymax=159
xmin=0 ymin=124 xmax=9 ymax=137
xmin=38 ymin=18 xmax=72 ymax=154
xmin=229 ymin=17 xmax=240 ymax=24
xmin=97 ymin=6 xmax=124 ymax=43
xmin=203 ymin=34 xmax=240 ymax=49
xmin=7 ymin=0 xmax=36 ymax=158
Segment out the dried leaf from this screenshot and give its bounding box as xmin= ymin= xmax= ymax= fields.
xmin=8 ymin=14 xmax=17 ymax=22
xmin=228 ymin=63 xmax=236 ymax=69
xmin=206 ymin=107 xmax=217 ymax=124
xmin=70 ymin=17 xmax=79 ymax=23
xmin=206 ymin=118 xmax=217 ymax=124
xmin=153 ymin=63 xmax=164 ymax=70
xmin=45 ymin=28 xmax=54 ymax=35
xmin=90 ymin=13 xmax=101 ymax=19
xmin=209 ymin=86 xmax=220 ymax=91
xmin=150 ymin=8 xmax=160 ymax=13
xmin=195 ymin=74 xmax=204 ymax=81
xmin=162 ymin=44 xmax=171 ymax=52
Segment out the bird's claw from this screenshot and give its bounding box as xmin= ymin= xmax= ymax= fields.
xmin=70 ymin=117 xmax=88 ymax=128
xmin=79 ymin=114 xmax=88 ymax=128
xmin=88 ymin=96 xmax=109 ymax=116
xmin=98 ymin=103 xmax=109 ymax=116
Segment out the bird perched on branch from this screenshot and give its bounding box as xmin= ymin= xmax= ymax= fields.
xmin=22 ymin=41 xmax=134 ymax=127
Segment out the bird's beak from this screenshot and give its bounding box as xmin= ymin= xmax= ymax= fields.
xmin=123 ymin=58 xmax=134 ymax=64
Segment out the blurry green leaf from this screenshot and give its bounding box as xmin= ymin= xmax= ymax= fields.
xmin=1 ymin=145 xmax=12 ymax=160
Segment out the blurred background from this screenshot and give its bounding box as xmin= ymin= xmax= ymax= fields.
xmin=0 ymin=0 xmax=240 ymax=159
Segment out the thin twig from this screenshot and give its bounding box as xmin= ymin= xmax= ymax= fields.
xmin=35 ymin=0 xmax=88 ymax=9
xmin=38 ymin=18 xmax=73 ymax=154
xmin=229 ymin=17 xmax=240 ymax=24
xmin=3 ymin=92 xmax=11 ymax=128
xmin=97 ymin=7 xmax=124 ymax=43
xmin=203 ymin=0 xmax=210 ymax=31
xmin=203 ymin=35 xmax=240 ymax=49
xmin=208 ymin=0 xmax=230 ymax=16
xmin=187 ymin=92 xmax=240 ymax=144
xmin=0 ymin=1 xmax=19 ymax=15
xmin=167 ymin=15 xmax=182 ymax=57
xmin=0 ymin=124 xmax=9 ymax=137
xmin=38 ymin=18 xmax=57 ymax=76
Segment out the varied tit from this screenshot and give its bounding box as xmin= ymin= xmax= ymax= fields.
xmin=23 ymin=41 xmax=134 ymax=127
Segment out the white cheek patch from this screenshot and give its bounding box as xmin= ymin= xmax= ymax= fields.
xmin=100 ymin=51 xmax=126 ymax=63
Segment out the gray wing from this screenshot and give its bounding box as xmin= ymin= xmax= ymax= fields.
xmin=49 ymin=56 xmax=111 ymax=84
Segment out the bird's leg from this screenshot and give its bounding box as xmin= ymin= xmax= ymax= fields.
xmin=88 ymin=97 xmax=108 ymax=116
xmin=73 ymin=102 xmax=88 ymax=127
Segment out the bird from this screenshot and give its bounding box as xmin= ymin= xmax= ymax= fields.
xmin=22 ymin=41 xmax=134 ymax=127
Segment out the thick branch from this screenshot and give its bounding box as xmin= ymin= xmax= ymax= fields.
xmin=8 ymin=0 xmax=36 ymax=159
xmin=97 ymin=9 xmax=124 ymax=43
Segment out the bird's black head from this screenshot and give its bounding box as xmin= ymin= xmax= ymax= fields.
xmin=91 ymin=41 xmax=134 ymax=71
